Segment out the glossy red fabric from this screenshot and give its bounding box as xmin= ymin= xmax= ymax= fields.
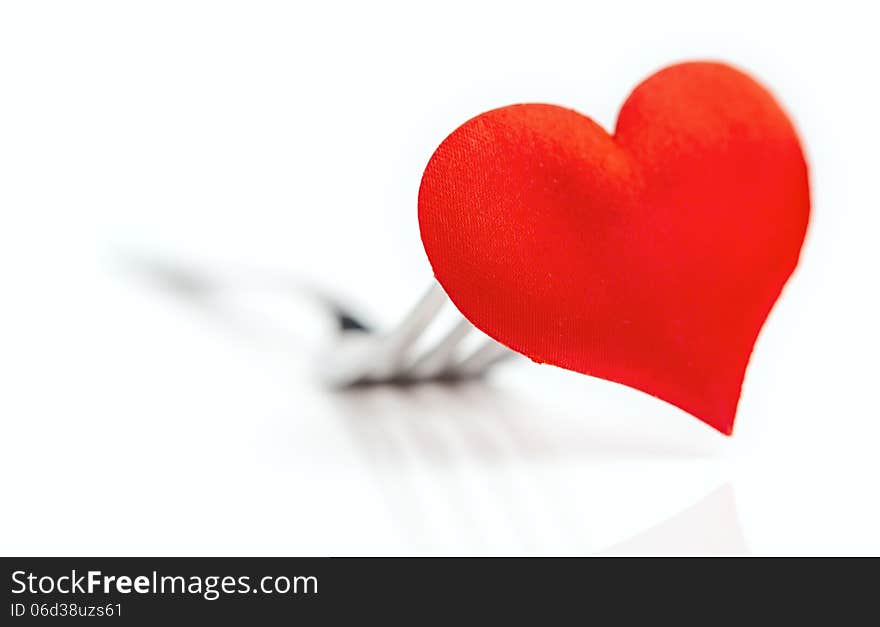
xmin=418 ymin=62 xmax=809 ymax=434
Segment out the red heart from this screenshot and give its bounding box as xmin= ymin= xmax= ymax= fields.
xmin=418 ymin=62 xmax=809 ymax=434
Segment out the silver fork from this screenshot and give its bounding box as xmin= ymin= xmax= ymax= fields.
xmin=125 ymin=255 xmax=514 ymax=387
xmin=318 ymin=283 xmax=514 ymax=387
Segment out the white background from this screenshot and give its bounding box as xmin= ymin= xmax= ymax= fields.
xmin=1 ymin=1 xmax=878 ymax=555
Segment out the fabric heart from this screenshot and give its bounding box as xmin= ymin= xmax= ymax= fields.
xmin=418 ymin=61 xmax=809 ymax=434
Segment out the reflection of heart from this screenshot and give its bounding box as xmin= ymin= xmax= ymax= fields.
xmin=418 ymin=62 xmax=809 ymax=434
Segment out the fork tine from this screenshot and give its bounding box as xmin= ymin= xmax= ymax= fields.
xmin=455 ymin=338 xmax=515 ymax=377
xmin=405 ymin=318 xmax=473 ymax=379
xmin=370 ymin=283 xmax=448 ymax=379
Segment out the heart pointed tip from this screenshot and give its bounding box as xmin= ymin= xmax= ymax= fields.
xmin=697 ymin=410 xmax=736 ymax=437
xmin=718 ymin=422 xmax=735 ymax=437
